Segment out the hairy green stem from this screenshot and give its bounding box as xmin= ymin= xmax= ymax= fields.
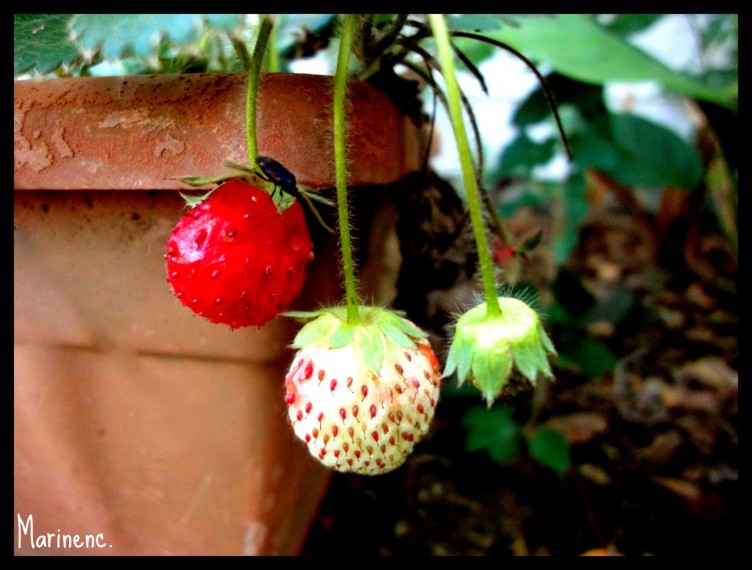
xmin=334 ymin=14 xmax=361 ymax=324
xmin=429 ymin=14 xmax=501 ymax=317
xmin=246 ymin=16 xmax=273 ymax=167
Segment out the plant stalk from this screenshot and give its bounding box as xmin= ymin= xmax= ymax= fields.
xmin=428 ymin=14 xmax=501 ymax=316
xmin=246 ymin=16 xmax=273 ymax=167
xmin=334 ymin=14 xmax=361 ymax=324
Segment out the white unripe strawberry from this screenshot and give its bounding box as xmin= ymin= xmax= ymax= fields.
xmin=284 ymin=306 xmax=441 ymax=475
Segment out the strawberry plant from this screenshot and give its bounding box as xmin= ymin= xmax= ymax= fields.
xmin=14 ymin=13 xmax=737 ymax=473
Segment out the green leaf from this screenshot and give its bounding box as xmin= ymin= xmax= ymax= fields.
xmin=69 ymin=14 xmax=241 ymax=59
xmin=553 ymin=172 xmax=589 ymax=265
xmin=446 ymin=14 xmax=502 ymax=33
xmin=568 ymin=129 xmax=622 ymax=172
xmin=527 ymin=427 xmax=571 ymax=476
xmin=495 ymin=133 xmax=556 ymax=179
xmin=600 ymin=14 xmax=665 ymax=38
xmin=14 ymin=14 xmax=79 ymax=74
xmin=512 ymin=74 xmax=606 ymax=128
xmin=462 ymin=405 xmax=522 ymax=463
xmin=487 ymin=14 xmax=736 ymax=108
xmin=556 ymin=336 xmax=618 ymax=379
xmin=608 ymin=113 xmax=704 ymax=189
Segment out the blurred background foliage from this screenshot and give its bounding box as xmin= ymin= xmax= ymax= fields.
xmin=14 ymin=14 xmax=738 ymax=477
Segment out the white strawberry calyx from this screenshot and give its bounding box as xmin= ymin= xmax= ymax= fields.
xmin=283 ymin=306 xmax=441 ymax=475
xmin=444 ymin=296 xmax=557 ymax=407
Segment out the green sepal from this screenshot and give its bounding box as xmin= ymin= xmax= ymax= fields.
xmin=174 ymin=173 xmax=238 ymax=187
xmin=443 ymin=296 xmax=558 ymax=406
xmin=356 ymin=326 xmax=385 ymax=374
xmin=282 ymin=310 xmax=326 ymax=321
xmin=443 ymin=341 xmax=458 ymax=378
xmin=287 ymin=305 xmax=429 ymax=376
xmin=330 ymin=322 xmax=355 ymax=349
xmin=539 ymin=325 xmax=557 ymax=355
xmin=472 ymin=347 xmax=512 ymax=407
xmin=510 ymin=334 xmax=539 ymax=383
xmin=444 ymin=333 xmax=472 ymax=385
xmin=178 ymin=191 xmax=214 ymax=208
xmin=382 ymin=321 xmax=416 ymax=349
xmin=455 ymin=337 xmax=474 ymax=384
xmin=291 ymin=314 xmax=338 ymax=349
xmin=387 ymin=312 xmax=426 ymax=339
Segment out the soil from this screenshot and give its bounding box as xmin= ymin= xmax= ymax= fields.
xmin=301 ymin=175 xmax=739 ymax=557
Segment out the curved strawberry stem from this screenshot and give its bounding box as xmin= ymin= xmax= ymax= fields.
xmin=334 ymin=14 xmax=361 ymax=324
xmin=246 ymin=16 xmax=274 ymax=167
xmin=428 ymin=14 xmax=501 ymax=318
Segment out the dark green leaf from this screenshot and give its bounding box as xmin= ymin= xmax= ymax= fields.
xmin=487 ymin=14 xmax=736 ymax=108
xmin=14 ymin=14 xmax=79 ymax=74
xmin=513 ymin=74 xmax=606 ymax=128
xmin=496 ymin=181 xmax=558 ymax=220
xmin=600 ymin=14 xmax=665 ymax=38
xmin=557 ymin=336 xmax=618 ymax=379
xmin=568 ymin=128 xmax=622 ymax=172
xmin=495 ymin=133 xmax=556 ymax=179
xmin=608 ymin=113 xmax=704 ymax=189
xmin=527 ymin=427 xmax=571 ymax=476
xmin=553 ymin=172 xmax=589 ymax=264
xmin=462 ymin=405 xmax=521 ymax=463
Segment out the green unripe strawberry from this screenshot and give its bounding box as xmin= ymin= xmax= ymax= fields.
xmin=444 ymin=296 xmax=556 ymax=406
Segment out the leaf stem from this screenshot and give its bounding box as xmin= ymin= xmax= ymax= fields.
xmin=334 ymin=14 xmax=361 ymax=324
xmin=429 ymin=14 xmax=501 ymax=317
xmin=246 ymin=16 xmax=273 ymax=167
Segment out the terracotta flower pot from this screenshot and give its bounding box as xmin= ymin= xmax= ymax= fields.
xmin=14 ymin=72 xmax=420 ymax=555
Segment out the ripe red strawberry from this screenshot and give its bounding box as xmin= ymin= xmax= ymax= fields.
xmin=165 ymin=179 xmax=314 ymax=329
xmin=284 ymin=306 xmax=441 ymax=475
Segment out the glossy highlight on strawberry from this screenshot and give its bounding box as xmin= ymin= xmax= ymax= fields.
xmin=165 ymin=179 xmax=314 ymax=328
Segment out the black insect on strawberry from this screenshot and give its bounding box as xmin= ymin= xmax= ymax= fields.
xmin=256 ymin=155 xmax=300 ymax=200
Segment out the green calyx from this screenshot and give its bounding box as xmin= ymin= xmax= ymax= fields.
xmin=444 ymin=296 xmax=557 ymax=407
xmin=286 ymin=306 xmax=426 ymax=375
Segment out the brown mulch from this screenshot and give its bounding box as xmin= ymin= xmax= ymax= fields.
xmin=301 ymin=182 xmax=739 ymax=557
